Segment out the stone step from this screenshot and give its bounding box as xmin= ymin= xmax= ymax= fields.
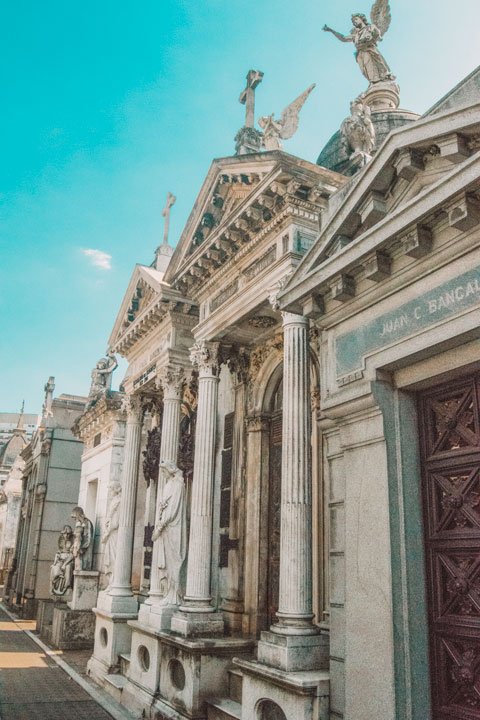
xmin=206 ymin=697 xmax=242 ymax=720
xmin=227 ymin=667 xmax=243 ymax=704
xmin=104 ymin=673 xmax=127 ymax=704
xmin=119 ymin=652 xmax=130 ymax=675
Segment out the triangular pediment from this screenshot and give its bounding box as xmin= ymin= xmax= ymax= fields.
xmin=108 ymin=265 xmax=169 ymax=352
xmin=164 ymin=152 xmax=345 ymax=298
xmin=165 ymin=154 xmax=279 ymax=281
xmin=279 ymin=101 xmax=480 ymax=309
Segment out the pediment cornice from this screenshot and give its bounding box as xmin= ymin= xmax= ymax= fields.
xmin=109 ymin=264 xmax=198 ymax=356
xmin=280 ymin=103 xmax=480 ymax=311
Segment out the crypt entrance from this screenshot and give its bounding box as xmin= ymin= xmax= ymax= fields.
xmin=418 ymin=374 xmax=480 ymax=720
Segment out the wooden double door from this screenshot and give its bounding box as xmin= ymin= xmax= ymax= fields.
xmin=419 ymin=375 xmax=480 ymax=719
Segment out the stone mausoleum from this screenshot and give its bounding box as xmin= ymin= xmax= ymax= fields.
xmin=34 ymin=11 xmax=480 ymax=720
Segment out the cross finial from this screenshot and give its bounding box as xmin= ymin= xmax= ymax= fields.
xmin=239 ymin=69 xmax=264 ymax=128
xmin=162 ymin=192 xmax=177 ymax=247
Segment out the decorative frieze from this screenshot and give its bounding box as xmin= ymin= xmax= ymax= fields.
xmin=210 ymin=280 xmax=239 ymax=312
xmin=243 ymin=246 xmax=276 ymax=281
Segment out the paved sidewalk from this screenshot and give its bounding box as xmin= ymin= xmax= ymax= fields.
xmin=0 ymin=604 xmax=115 ymax=720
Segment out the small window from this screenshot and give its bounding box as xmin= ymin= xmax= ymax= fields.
xmin=93 ymin=433 xmax=102 ymax=447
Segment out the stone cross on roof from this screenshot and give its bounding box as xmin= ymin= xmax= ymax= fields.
xmin=239 ymin=70 xmax=264 ymax=129
xmin=162 ymin=192 xmax=177 ymax=246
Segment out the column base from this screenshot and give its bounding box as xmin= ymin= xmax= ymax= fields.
xmin=171 ymin=609 xmax=224 ymax=638
xmin=157 ymin=631 xmax=254 ymax=718
xmin=234 ymin=657 xmax=330 ymax=720
xmin=96 ymin=588 xmax=138 ymax=616
xmin=257 ymin=629 xmax=329 ymax=672
xmin=87 ymin=607 xmax=138 ymax=683
xmin=137 ymin=599 xmax=175 ymax=632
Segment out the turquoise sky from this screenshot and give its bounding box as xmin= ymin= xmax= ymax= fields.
xmin=1 ymin=0 xmax=479 ymax=413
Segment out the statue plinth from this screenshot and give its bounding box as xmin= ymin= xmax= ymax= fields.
xmin=362 ymin=80 xmax=401 ymax=112
xmin=235 ymin=126 xmax=263 ymax=155
xmin=68 ymin=570 xmax=100 ymax=611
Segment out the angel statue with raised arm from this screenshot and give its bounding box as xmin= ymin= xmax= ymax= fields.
xmin=323 ymin=1 xmax=395 ymax=85
xmin=258 ymin=84 xmax=316 ymax=151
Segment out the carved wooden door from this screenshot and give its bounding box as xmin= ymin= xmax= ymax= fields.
xmin=267 ymin=411 xmax=282 ymax=627
xmin=419 ymin=376 xmax=480 ymax=719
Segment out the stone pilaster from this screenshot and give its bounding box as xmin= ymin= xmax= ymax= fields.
xmin=257 ymin=313 xmax=328 ymax=672
xmin=106 ymin=394 xmax=144 ymax=613
xmin=147 ymin=366 xmax=184 ymax=605
xmin=172 ymin=341 xmax=224 ymax=636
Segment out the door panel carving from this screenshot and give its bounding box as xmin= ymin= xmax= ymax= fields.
xmin=419 ymin=376 xmax=480 ymax=719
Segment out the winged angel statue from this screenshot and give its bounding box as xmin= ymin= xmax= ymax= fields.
xmin=259 ymin=84 xmax=316 ymax=151
xmin=323 ymin=0 xmax=394 ymax=85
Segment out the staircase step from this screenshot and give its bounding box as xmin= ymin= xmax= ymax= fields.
xmin=104 ymin=673 xmax=127 ymax=703
xmin=206 ymin=697 xmax=242 ymax=720
xmin=228 ymin=667 xmax=243 ymax=704
xmin=119 ymin=653 xmax=130 ymax=675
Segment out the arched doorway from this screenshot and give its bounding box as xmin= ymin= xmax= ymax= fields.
xmin=267 ymin=377 xmax=283 ymax=627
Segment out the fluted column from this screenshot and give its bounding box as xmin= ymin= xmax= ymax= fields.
xmin=181 ymin=341 xmax=220 ymax=612
xmin=274 ymin=312 xmax=317 ymax=635
xmin=109 ymin=395 xmax=143 ymax=601
xmin=148 ymin=365 xmax=184 ymax=601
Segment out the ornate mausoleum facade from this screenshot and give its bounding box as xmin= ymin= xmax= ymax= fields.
xmin=54 ymin=25 xmax=480 ymax=720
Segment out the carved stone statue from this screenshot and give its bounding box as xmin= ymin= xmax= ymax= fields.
xmin=50 ymin=525 xmax=74 ymax=596
xmin=258 ymin=84 xmax=316 ymax=151
xmin=42 ymin=376 xmax=55 ymax=419
xmin=152 ymin=461 xmax=187 ymax=606
xmin=71 ymin=507 xmax=94 ymax=571
xmin=323 ymin=1 xmax=394 ymax=85
xmin=101 ymin=482 xmax=121 ymax=588
xmin=341 ymin=97 xmax=376 ymax=162
xmin=88 ymin=351 xmax=118 ymax=401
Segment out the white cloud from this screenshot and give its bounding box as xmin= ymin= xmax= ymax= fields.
xmin=82 ymin=248 xmax=112 ymax=270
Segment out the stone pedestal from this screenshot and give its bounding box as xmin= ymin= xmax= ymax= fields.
xmin=257 ymin=630 xmax=329 ymax=672
xmin=235 ymin=657 xmax=330 ymax=720
xmin=363 ymin=79 xmax=401 ymax=111
xmin=87 ymin=599 xmax=138 ymax=682
xmin=123 ymin=631 xmax=254 ymax=720
xmin=68 ymin=570 xmax=99 ymax=610
xmin=36 ymin=598 xmax=56 ymax=642
xmin=51 ymin=603 xmax=96 ymax=650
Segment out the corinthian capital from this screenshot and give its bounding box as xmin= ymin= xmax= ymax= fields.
xmin=157 ymin=365 xmax=185 ymax=400
xmin=121 ymin=394 xmax=144 ymax=422
xmin=190 ymin=341 xmax=221 ymax=376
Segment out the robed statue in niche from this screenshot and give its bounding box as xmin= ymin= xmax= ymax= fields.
xmin=71 ymin=507 xmax=94 ymax=571
xmin=152 ymin=461 xmax=187 ymax=606
xmin=50 ymin=525 xmax=74 ymax=596
xmin=323 ymin=0 xmax=394 ymax=85
xmin=102 ymin=482 xmax=121 ymax=588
